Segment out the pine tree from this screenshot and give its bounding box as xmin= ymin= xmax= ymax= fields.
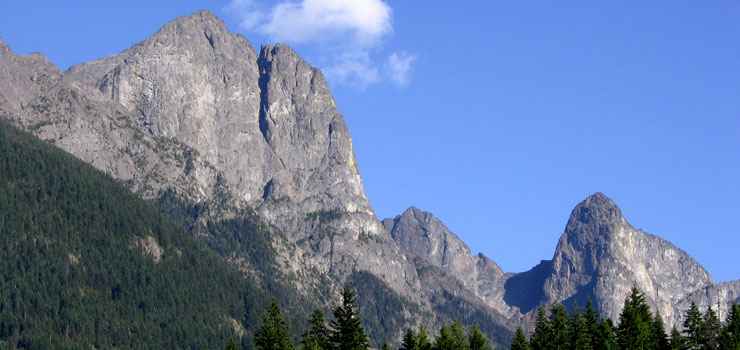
xmin=468 ymin=326 xmax=493 ymax=350
xmin=652 ymin=313 xmax=669 ymax=350
xmin=329 ymin=287 xmax=369 ymax=350
xmin=617 ymin=287 xmax=653 ymax=350
xmin=684 ymin=302 xmax=705 ymax=350
xmin=596 ymin=319 xmax=618 ymax=350
xmin=530 ymin=308 xmax=551 ymax=350
xmin=669 ymin=327 xmax=686 ymax=350
xmin=401 ymin=329 xmax=419 ymax=350
xmin=584 ymin=301 xmax=600 ymax=350
xmin=255 ymin=301 xmax=294 ymax=350
xmin=417 ymin=327 xmax=433 ymax=350
xmin=511 ymin=328 xmax=530 ymax=350
xmin=434 ymin=322 xmax=469 ymax=350
xmin=381 ymin=343 xmax=391 ymax=350
xmin=720 ymin=304 xmax=740 ymax=350
xmin=573 ymin=314 xmax=593 ymax=350
xmin=225 ymin=338 xmax=239 ymax=350
xmin=550 ymin=304 xmax=570 ymax=350
xmin=701 ymin=306 xmax=721 ymax=350
xmin=301 ymin=310 xmax=330 ymax=350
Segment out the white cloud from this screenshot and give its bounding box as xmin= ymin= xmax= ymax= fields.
xmin=262 ymin=0 xmax=392 ymax=46
xmin=386 ymin=51 xmax=417 ymax=86
xmin=325 ymin=51 xmax=380 ymax=88
xmin=226 ymin=0 xmax=412 ymax=88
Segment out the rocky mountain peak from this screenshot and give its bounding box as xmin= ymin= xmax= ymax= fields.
xmin=542 ymin=193 xmax=711 ymax=327
xmin=565 ymin=192 xmax=625 ymax=239
xmin=146 ymin=10 xmax=248 ymax=53
xmin=384 ymin=207 xmax=514 ymax=316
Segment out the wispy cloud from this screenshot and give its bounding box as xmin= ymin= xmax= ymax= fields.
xmin=226 ymin=0 xmax=415 ymax=88
xmin=387 ymin=51 xmax=417 ymax=87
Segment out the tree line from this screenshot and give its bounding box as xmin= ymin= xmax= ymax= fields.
xmin=247 ymin=286 xmax=740 ymax=350
xmin=508 ymin=287 xmax=740 ymax=350
xmin=244 ymin=287 xmax=496 ymax=350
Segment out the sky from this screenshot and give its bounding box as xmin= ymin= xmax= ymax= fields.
xmin=1 ymin=1 xmax=739 ymax=281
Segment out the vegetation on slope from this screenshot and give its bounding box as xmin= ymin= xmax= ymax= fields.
xmin=0 ymin=121 xmax=276 ymax=349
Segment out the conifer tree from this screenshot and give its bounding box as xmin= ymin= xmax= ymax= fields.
xmin=572 ymin=314 xmax=593 ymax=350
xmin=584 ymin=301 xmax=600 ymax=350
xmin=401 ymin=329 xmax=419 ymax=350
xmin=701 ymin=306 xmax=721 ymax=350
xmin=530 ymin=308 xmax=551 ymax=350
xmin=617 ymin=287 xmax=653 ymax=350
xmin=669 ymin=327 xmax=686 ymax=350
xmin=225 ymin=338 xmax=239 ymax=350
xmin=684 ymin=302 xmax=705 ymax=350
xmin=255 ymin=301 xmax=294 ymax=350
xmin=720 ymin=304 xmax=740 ymax=350
xmin=417 ymin=327 xmax=433 ymax=350
xmin=329 ymin=287 xmax=369 ymax=350
xmin=302 ymin=310 xmax=330 ymax=350
xmin=468 ymin=326 xmax=493 ymax=350
xmin=511 ymin=328 xmax=530 ymax=350
xmin=596 ymin=319 xmax=618 ymax=350
xmin=381 ymin=343 xmax=391 ymax=350
xmin=652 ymin=313 xmax=669 ymax=350
xmin=434 ymin=322 xmax=469 ymax=350
xmin=550 ymin=304 xmax=570 ymax=350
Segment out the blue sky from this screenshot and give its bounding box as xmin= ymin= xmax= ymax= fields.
xmin=2 ymin=1 xmax=739 ymax=281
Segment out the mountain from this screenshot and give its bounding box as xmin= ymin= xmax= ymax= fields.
xmin=1 ymin=9 xmax=737 ymax=347
xmin=0 ymin=11 xmax=515 ymax=346
xmin=384 ymin=194 xmax=738 ymax=330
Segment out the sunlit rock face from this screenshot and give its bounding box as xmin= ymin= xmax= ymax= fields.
xmin=541 ymin=193 xmax=712 ymax=328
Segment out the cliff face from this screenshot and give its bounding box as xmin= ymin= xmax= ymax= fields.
xmin=541 ymin=193 xmax=712 ymax=326
xmin=383 ymin=207 xmax=514 ymax=317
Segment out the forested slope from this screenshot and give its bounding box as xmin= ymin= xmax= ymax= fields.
xmin=0 ymin=121 xmax=280 ymax=349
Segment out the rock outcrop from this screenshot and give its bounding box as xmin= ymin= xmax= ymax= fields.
xmin=539 ymin=193 xmax=712 ymax=327
xmin=383 ymin=207 xmax=514 ymax=317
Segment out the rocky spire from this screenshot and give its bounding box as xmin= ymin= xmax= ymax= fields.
xmin=541 ymin=192 xmax=711 ymax=328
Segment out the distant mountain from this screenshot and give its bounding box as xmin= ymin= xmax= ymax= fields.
xmin=1 ymin=9 xmax=737 ymax=347
xmin=384 ymin=193 xmax=739 ymax=330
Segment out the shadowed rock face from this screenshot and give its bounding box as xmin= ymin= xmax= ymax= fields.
xmin=383 ymin=207 xmax=515 ymax=316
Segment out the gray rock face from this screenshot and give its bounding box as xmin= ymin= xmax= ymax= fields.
xmin=540 ymin=193 xmax=712 ymax=327
xmin=383 ymin=207 xmax=515 ymax=316
xmin=672 ymin=280 xmax=740 ymax=326
xmin=0 ymin=39 xmax=220 ymax=202
xmin=65 ymin=12 xmax=374 ymax=232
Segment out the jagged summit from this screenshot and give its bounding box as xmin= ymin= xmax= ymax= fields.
xmin=565 ymin=192 xmax=625 ymax=237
